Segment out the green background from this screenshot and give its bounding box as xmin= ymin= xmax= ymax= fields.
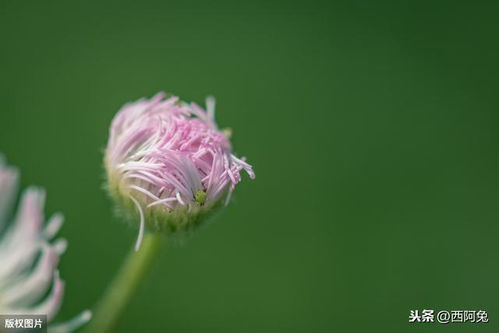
xmin=1 ymin=1 xmax=499 ymax=332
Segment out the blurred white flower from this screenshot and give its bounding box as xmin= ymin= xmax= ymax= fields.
xmin=0 ymin=156 xmax=91 ymax=332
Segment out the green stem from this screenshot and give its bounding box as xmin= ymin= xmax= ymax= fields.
xmin=84 ymin=232 xmax=165 ymax=333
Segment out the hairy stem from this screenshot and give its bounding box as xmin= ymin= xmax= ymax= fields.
xmin=84 ymin=232 xmax=164 ymax=333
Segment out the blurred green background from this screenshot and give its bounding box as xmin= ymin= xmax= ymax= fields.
xmin=1 ymin=1 xmax=499 ymax=332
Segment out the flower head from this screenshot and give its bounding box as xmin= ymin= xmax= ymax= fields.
xmin=105 ymin=92 xmax=255 ymax=249
xmin=0 ymin=156 xmax=91 ymax=333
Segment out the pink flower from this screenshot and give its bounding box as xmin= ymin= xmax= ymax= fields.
xmin=105 ymin=92 xmax=255 ymax=250
xmin=0 ymin=156 xmax=91 ymax=333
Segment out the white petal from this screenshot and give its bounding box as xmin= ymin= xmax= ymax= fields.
xmin=0 ymin=240 xmax=40 ymax=284
xmin=0 ymin=188 xmax=46 ymax=282
xmin=2 ymin=243 xmax=60 ymax=306
xmin=48 ymin=310 xmax=92 ymax=333
xmin=130 ymin=196 xmax=145 ymax=251
xmin=28 ymin=271 xmax=65 ymax=321
xmin=206 ymin=96 xmax=216 ymax=120
xmin=44 ymin=213 xmax=64 ymax=239
xmin=0 ymin=159 xmax=19 ymax=228
xmin=0 ymin=188 xmax=45 ymax=254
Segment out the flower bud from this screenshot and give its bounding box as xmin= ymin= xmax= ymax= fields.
xmin=104 ymin=92 xmax=255 ymax=250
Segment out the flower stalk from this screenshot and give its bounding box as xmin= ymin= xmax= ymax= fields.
xmin=84 ymin=232 xmax=165 ymax=333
